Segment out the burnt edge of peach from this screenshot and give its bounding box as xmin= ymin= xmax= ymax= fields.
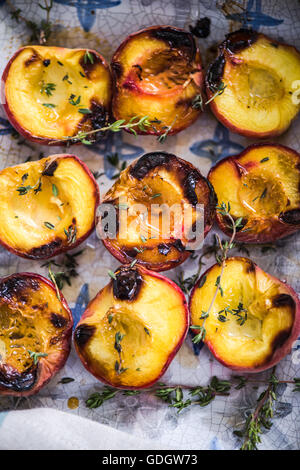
xmin=101 ymin=238 xmax=191 ymax=272
xmin=129 ymin=151 xmax=214 ymax=208
xmin=111 ymin=25 xmax=197 ymax=64
xmin=0 ymin=272 xmax=73 ymax=394
xmin=205 ymin=29 xmax=258 ymax=92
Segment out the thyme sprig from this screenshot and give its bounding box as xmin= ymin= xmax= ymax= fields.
xmin=192 ymin=81 xmax=227 ymax=110
xmin=53 ymin=115 xmax=174 ymax=145
xmin=85 ymin=376 xmax=231 ymax=412
xmin=85 ymin=373 xmax=300 ymax=429
xmin=235 ymin=368 xmax=279 ymax=450
xmin=7 ymin=0 xmax=53 ymax=44
xmin=57 ymin=115 xmax=153 ymax=145
xmin=48 ymin=264 xmax=61 ymax=301
xmin=86 ymin=387 xmax=140 ymax=409
xmin=157 ymin=116 xmax=177 ymax=144
xmin=205 ymin=81 xmax=227 ymax=105
xmin=175 ymin=236 xmax=220 ymax=294
xmin=42 ymin=250 xmax=83 ymax=290
xmin=191 ymin=202 xmax=244 ymax=344
xmin=84 ymin=50 xmax=94 ymax=64
xmin=217 ymin=302 xmax=248 ymax=326
xmin=28 ymin=350 xmax=48 ymax=365
xmin=40 ymin=81 xmax=56 ymax=96
xmin=16 ymin=176 xmax=42 ymax=196
xmin=107 ymin=152 xmax=127 ymax=180
xmin=64 ymin=223 xmax=77 ymax=244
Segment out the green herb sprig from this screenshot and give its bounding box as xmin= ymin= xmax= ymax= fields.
xmin=48 ymin=264 xmax=61 ymax=301
xmin=40 ymin=81 xmax=56 ymax=96
xmin=114 ymin=331 xmax=127 ymax=375
xmin=8 ymin=0 xmax=54 ymax=44
xmin=191 ymin=202 xmax=244 ymax=344
xmin=42 ymin=250 xmax=83 ymax=290
xmin=86 ymin=387 xmax=140 ymax=409
xmin=192 ymin=81 xmax=227 ymax=110
xmin=85 ymin=372 xmax=300 ymax=438
xmin=64 ymin=223 xmax=77 ymax=244
xmin=107 ymin=153 xmax=127 ymax=180
xmin=235 ymin=368 xmax=279 ymax=450
xmin=157 ymin=116 xmax=177 ymax=143
xmin=16 ymin=176 xmax=42 ymax=196
xmin=53 ymin=115 xmax=174 ymax=146
xmin=28 ymin=350 xmax=48 ymax=365
xmin=84 ymin=50 xmax=94 ymax=64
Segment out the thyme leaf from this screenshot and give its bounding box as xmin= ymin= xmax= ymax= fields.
xmin=108 ymin=270 xmax=117 ymax=280
xmin=40 ymin=81 xmax=56 ymax=96
xmin=44 ymin=221 xmax=55 ymax=230
xmin=28 ymin=350 xmax=48 ymax=365
xmin=206 ymin=81 xmax=227 ymax=105
xmin=84 ymin=50 xmax=94 ymax=64
xmin=43 ymin=103 xmax=56 ymax=108
xmin=48 ymin=264 xmax=61 ymax=301
xmin=64 ymin=223 xmax=77 ymax=244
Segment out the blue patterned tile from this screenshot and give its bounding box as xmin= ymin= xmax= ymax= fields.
xmin=54 ymin=0 xmax=122 ymax=32
xmin=71 ymin=283 xmax=89 ymax=327
xmin=190 ymin=123 xmax=244 ymax=164
xmin=226 ymin=0 xmax=283 ymax=30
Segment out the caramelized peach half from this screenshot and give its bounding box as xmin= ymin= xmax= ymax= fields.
xmin=0 ymin=272 xmax=73 ymax=396
xmin=2 ymin=46 xmax=112 ymax=144
xmin=74 ymin=265 xmax=188 ymax=388
xmin=100 ymin=152 xmax=215 ymax=271
xmin=111 ymin=26 xmax=203 ymax=136
xmin=190 ymin=257 xmax=300 ymax=372
xmin=0 ymin=154 xmax=99 ymax=259
xmin=205 ymin=29 xmax=300 ymax=138
xmin=208 ymin=144 xmax=300 ymax=243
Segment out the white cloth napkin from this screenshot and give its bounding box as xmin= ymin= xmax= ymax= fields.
xmin=0 ymin=408 xmax=172 ymax=450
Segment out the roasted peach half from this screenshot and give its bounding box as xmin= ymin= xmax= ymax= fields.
xmin=205 ymin=29 xmax=300 ymax=138
xmin=74 ymin=265 xmax=188 ymax=388
xmin=2 ymin=46 xmax=112 ymax=144
xmin=0 ymin=272 xmax=73 ymax=396
xmin=0 ymin=154 xmax=99 ymax=259
xmin=190 ymin=257 xmax=300 ymax=373
xmin=208 ymin=144 xmax=300 ymax=243
xmin=100 ymin=152 xmax=215 ymax=271
xmin=111 ymin=25 xmax=203 ymax=136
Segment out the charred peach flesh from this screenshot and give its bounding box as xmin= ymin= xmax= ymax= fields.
xmin=190 ymin=257 xmax=300 ymax=372
xmin=0 ymin=272 xmax=73 ymax=396
xmin=111 ymin=26 xmax=203 ymax=136
xmin=100 ymin=152 xmax=215 ymax=271
xmin=0 ymin=154 xmax=99 ymax=259
xmin=2 ymin=46 xmax=112 ymax=144
xmin=74 ymin=265 xmax=189 ymax=388
xmin=206 ymin=29 xmax=300 ymax=138
xmin=208 ymin=144 xmax=300 ymax=243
